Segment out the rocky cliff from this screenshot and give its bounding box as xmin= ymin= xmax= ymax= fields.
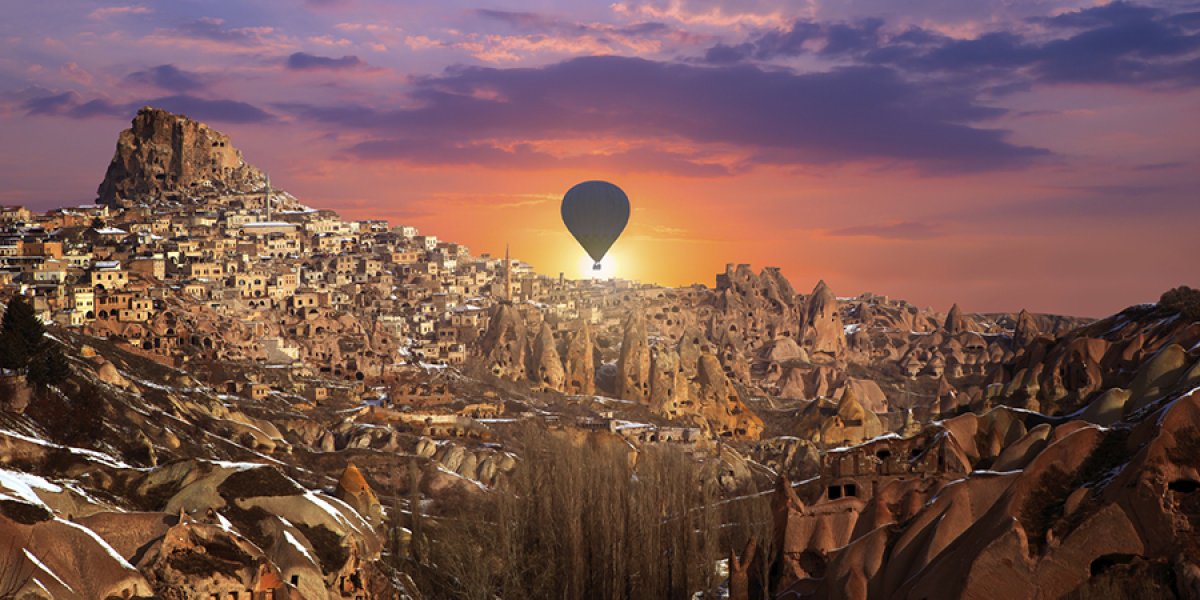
xmin=97 ymin=106 xmax=265 ymax=207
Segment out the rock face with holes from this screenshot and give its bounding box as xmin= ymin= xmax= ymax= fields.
xmin=692 ymin=351 xmax=764 ymax=439
xmin=649 ymin=345 xmax=688 ymax=417
xmin=480 ymin=303 xmax=527 ymax=381
xmin=617 ymin=310 xmax=652 ymax=404
xmin=98 ymin=106 xmax=265 ymax=207
xmin=765 ymin=338 xmax=1200 ymax=600
xmin=563 ymin=320 xmax=595 ymax=395
xmin=529 ymin=322 xmax=565 ymax=392
xmin=800 ymin=281 xmax=846 ymax=364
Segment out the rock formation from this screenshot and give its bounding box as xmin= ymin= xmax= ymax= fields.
xmin=818 ymin=385 xmax=884 ymax=447
xmin=481 ymin=303 xmax=527 ymax=381
xmin=617 ymin=311 xmax=651 ymax=403
xmin=1013 ymin=308 xmax=1041 ymax=346
xmin=335 ymin=463 xmax=383 ymax=526
xmin=944 ymin=303 xmax=966 ymax=334
xmin=529 ymin=322 xmax=566 ymax=391
xmin=649 ymin=346 xmax=688 ymax=417
xmin=800 ymin=281 xmax=846 ymax=363
xmin=563 ymin=320 xmax=595 ymax=395
xmin=693 ymin=351 xmax=763 ymax=439
xmin=97 ymin=106 xmax=265 ymax=207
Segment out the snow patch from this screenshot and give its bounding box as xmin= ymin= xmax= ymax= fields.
xmin=283 ymin=529 xmax=317 ymax=564
xmin=24 ymin=549 xmax=74 ymax=593
xmin=0 ymin=468 xmax=63 ymax=506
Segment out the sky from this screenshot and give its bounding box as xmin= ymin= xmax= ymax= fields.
xmin=1 ymin=0 xmax=1198 ymax=317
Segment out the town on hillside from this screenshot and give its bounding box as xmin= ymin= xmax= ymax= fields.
xmin=1 ymin=107 xmax=1199 ymax=600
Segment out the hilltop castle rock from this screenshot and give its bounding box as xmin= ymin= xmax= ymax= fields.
xmin=98 ymin=106 xmax=265 ymax=207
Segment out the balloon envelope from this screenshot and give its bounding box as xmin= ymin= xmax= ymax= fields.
xmin=561 ymin=181 xmax=630 ymax=268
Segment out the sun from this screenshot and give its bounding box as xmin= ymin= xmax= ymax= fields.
xmin=579 ymin=251 xmax=619 ymax=280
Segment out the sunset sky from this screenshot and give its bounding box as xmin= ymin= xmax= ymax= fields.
xmin=2 ymin=0 xmax=1198 ymax=317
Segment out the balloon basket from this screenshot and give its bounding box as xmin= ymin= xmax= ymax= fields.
xmin=593 ymin=262 xmax=602 ymax=271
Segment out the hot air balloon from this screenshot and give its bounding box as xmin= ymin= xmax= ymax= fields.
xmin=561 ymin=180 xmax=630 ymax=270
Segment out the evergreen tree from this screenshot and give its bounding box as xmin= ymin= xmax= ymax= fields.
xmin=0 ymin=296 xmax=38 ymax=371
xmin=0 ymin=296 xmax=69 ymax=384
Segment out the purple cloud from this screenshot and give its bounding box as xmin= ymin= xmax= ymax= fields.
xmin=22 ymin=92 xmax=272 ymax=124
xmin=286 ymin=52 xmax=363 ymax=70
xmin=125 ymin=64 xmax=206 ymax=92
xmin=279 ymin=56 xmax=1047 ymax=174
xmin=347 ymin=138 xmax=734 ymax=176
xmin=714 ymin=2 xmax=1200 ymax=88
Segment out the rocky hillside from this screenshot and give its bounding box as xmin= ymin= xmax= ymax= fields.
xmin=759 ymin=297 xmax=1200 ymax=599
xmin=97 ymin=106 xmax=276 ymax=209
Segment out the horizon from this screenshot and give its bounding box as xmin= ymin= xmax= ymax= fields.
xmin=3 ymin=0 xmax=1199 ymax=317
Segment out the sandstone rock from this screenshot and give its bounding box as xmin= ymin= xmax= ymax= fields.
xmin=96 ymin=360 xmax=131 ymax=389
xmin=1079 ymin=388 xmax=1130 ymax=426
xmin=839 ymin=378 xmax=888 ymax=414
xmin=693 ymin=351 xmax=763 ymax=439
xmin=563 ymin=320 xmax=595 ymax=395
xmin=529 ymin=322 xmax=565 ymax=391
xmin=767 ymin=336 xmax=807 ymax=363
xmin=818 ymin=385 xmax=883 ymax=447
xmin=1013 ymin=309 xmax=1041 ymax=346
xmin=649 ymin=345 xmax=689 ymax=417
xmin=800 ymin=281 xmax=846 ymax=362
xmin=1125 ymin=343 xmax=1189 ymax=414
xmin=480 ymin=303 xmax=526 ymax=381
xmin=944 ymin=303 xmax=966 ymax=334
xmin=335 ymin=462 xmax=383 ymax=525
xmin=617 ymin=311 xmax=651 ymax=403
xmin=0 ymin=503 xmax=153 ymax=598
xmin=98 ymin=107 xmax=265 ymax=207
xmin=677 ymin=325 xmax=704 ymax=380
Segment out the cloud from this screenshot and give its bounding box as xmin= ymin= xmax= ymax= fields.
xmin=286 ymin=51 xmax=363 ymax=70
xmin=143 ymin=18 xmax=295 ymax=54
xmin=344 ymin=137 xmax=736 ymax=177
xmin=280 ymin=55 xmax=1047 ymax=174
xmin=21 ymin=91 xmax=273 ymax=123
xmin=715 ymin=2 xmax=1200 ymax=88
xmin=125 ymin=64 xmax=206 ymax=92
xmin=402 ymin=9 xmax=707 ymax=63
xmin=610 ymin=0 xmax=801 ymax=28
xmin=826 ymin=221 xmax=944 ymax=240
xmin=1132 ymin=161 xmax=1187 ymax=171
xmin=88 ymin=5 xmax=151 ymax=20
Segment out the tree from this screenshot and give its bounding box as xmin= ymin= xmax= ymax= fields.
xmin=0 ymin=296 xmax=69 ymax=385
xmin=0 ymin=296 xmax=41 ymax=372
